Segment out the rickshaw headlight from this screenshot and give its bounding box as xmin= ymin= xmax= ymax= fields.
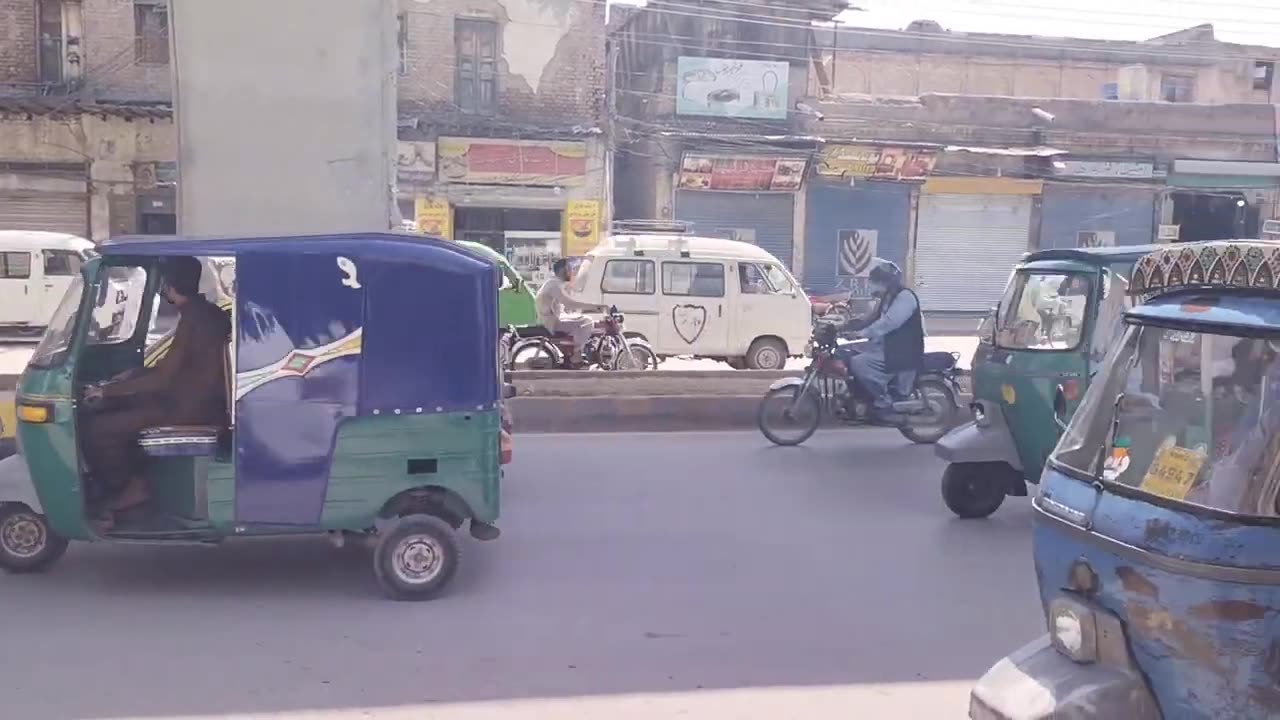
xmin=1048 ymin=596 xmax=1098 ymax=664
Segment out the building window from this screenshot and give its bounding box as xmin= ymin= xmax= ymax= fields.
xmin=455 ymin=18 xmax=498 ymax=114
xmin=397 ymin=12 xmax=409 ymax=76
xmin=134 ymin=1 xmax=169 ymax=65
xmin=1255 ymin=61 xmax=1275 ymax=91
xmin=38 ymin=0 xmax=64 ymax=84
xmin=1160 ymin=74 xmax=1194 ymax=103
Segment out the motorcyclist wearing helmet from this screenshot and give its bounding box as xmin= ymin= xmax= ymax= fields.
xmin=835 ymin=259 xmax=925 ymax=422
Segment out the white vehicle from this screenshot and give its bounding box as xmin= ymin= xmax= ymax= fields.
xmin=570 ymin=222 xmax=811 ymax=370
xmin=0 ymin=231 xmax=96 ymax=334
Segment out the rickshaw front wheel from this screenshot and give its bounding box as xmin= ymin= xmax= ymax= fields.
xmin=0 ymin=505 xmax=69 ymax=574
xmin=941 ymin=463 xmax=1008 ymax=519
xmin=373 ymin=514 xmax=460 ymax=601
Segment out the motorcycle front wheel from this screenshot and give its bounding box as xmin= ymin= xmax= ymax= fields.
xmin=757 ymin=386 xmax=822 ymax=446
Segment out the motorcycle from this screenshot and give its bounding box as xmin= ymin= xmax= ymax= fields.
xmin=757 ymin=322 xmax=963 ymax=446
xmin=508 ymin=305 xmax=659 ymax=371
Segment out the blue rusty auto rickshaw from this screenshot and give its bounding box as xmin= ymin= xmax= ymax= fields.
xmin=970 ymin=241 xmax=1280 ymax=719
xmin=0 ymin=232 xmax=512 ymax=601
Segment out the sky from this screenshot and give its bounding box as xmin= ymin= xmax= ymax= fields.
xmin=611 ymin=0 xmax=1280 ymax=46
xmin=843 ymin=0 xmax=1280 ymax=45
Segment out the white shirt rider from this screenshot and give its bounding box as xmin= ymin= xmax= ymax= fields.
xmin=535 ymin=259 xmax=604 ymax=363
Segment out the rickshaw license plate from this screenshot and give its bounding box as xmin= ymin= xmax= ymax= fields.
xmin=1140 ymin=446 xmax=1205 ymax=500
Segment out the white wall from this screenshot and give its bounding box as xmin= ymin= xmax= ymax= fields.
xmin=169 ymin=0 xmax=399 ymax=236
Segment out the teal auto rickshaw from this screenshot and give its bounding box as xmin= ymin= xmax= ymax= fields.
xmin=0 ymin=232 xmax=512 ymax=601
xmin=971 ymin=240 xmax=1280 ymax=719
xmin=936 ymin=246 xmax=1158 ymax=518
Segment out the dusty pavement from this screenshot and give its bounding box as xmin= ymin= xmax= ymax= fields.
xmin=0 ymin=429 xmax=1042 ymax=720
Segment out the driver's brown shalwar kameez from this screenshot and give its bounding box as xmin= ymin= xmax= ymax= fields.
xmin=82 ymin=296 xmax=231 ymax=495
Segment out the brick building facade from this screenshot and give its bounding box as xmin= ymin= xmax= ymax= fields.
xmin=395 ymin=0 xmax=609 ymax=280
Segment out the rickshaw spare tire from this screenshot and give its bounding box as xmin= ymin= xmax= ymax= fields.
xmin=941 ymin=463 xmax=1008 ymax=519
xmin=0 ymin=505 xmax=69 ymax=574
xmin=373 ymin=514 xmax=460 ymax=601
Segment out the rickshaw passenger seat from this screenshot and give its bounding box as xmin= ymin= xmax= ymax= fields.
xmin=136 ymin=339 xmax=233 ymax=459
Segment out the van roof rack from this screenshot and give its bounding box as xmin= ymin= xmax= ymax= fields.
xmin=611 ymin=219 xmax=693 ymax=235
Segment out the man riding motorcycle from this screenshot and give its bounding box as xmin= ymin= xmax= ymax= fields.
xmin=831 ymin=259 xmax=925 ymax=423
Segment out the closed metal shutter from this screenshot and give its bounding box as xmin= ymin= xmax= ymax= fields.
xmin=915 ymin=193 xmax=1032 ymax=312
xmin=1040 ymin=184 xmax=1157 ymax=249
xmin=0 ymin=193 xmax=89 ymax=237
xmin=804 ymin=180 xmax=911 ymax=294
xmin=675 ymin=190 xmax=795 ymax=268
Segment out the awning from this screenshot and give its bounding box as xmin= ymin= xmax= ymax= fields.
xmin=1172 ymin=159 xmax=1280 ymax=177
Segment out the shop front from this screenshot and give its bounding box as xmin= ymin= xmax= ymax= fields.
xmin=672 ymin=151 xmax=808 ymax=269
xmin=914 ymin=177 xmax=1041 ymax=313
xmin=404 ymin=136 xmax=606 ymax=287
xmin=1164 ymin=159 xmax=1280 ymax=242
xmin=0 ymin=162 xmax=89 ymax=236
xmin=803 ymin=143 xmax=936 ymax=295
xmin=1040 ymin=158 xmax=1159 ymax=249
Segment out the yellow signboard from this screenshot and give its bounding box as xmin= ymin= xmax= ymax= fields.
xmin=563 ymin=200 xmax=601 ymax=256
xmin=0 ymin=392 xmax=14 ymax=440
xmin=414 ymin=197 xmax=452 ymax=239
xmin=1140 ymin=446 xmax=1206 ymax=501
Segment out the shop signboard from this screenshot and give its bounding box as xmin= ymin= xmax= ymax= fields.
xmin=837 ymin=228 xmax=878 ymax=296
xmin=414 ymin=196 xmax=452 ymax=238
xmin=676 ymin=57 xmax=788 ymax=120
xmin=677 ymin=153 xmax=807 ymax=192
xmin=1054 ymin=160 xmax=1155 ymax=179
xmin=437 ymin=137 xmax=587 ymax=186
xmin=562 ymin=199 xmax=601 ymax=256
xmin=815 ymin=145 xmax=937 ymax=181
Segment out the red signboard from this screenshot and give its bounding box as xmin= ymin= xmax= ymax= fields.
xmin=437 ymin=137 xmax=587 ymax=186
xmin=677 ymin=153 xmax=807 ymax=192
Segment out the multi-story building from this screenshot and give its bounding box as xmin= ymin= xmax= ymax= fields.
xmin=611 ymin=0 xmax=845 ymax=273
xmin=799 ymin=22 xmax=1280 ymax=311
xmin=395 ymin=0 xmax=609 ymax=283
xmin=0 ymin=0 xmax=609 ymax=275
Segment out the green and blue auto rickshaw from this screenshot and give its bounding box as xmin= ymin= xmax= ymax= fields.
xmin=971 ymin=240 xmax=1280 ymax=719
xmin=936 ymin=245 xmax=1159 ymax=518
xmin=0 ymin=232 xmax=512 ymax=600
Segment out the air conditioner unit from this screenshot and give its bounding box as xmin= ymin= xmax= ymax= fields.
xmin=1157 ymin=224 xmax=1180 ymax=242
xmin=1263 ymin=219 xmax=1280 ymax=237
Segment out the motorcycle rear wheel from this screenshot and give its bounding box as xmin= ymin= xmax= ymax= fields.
xmin=758 ymin=386 xmax=822 ymax=446
xmin=897 ymin=378 xmax=957 ymax=445
xmin=511 ymin=340 xmax=560 ymax=371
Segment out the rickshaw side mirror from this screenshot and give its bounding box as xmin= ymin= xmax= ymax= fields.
xmin=503 ymin=383 xmax=517 ymax=400
xmin=1052 ymin=384 xmax=1069 ymax=432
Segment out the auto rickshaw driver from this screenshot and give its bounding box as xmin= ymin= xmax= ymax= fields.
xmin=80 ymin=256 xmax=230 ymax=526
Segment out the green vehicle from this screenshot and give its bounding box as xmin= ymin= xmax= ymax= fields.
xmin=456 ymin=240 xmax=538 ymax=328
xmin=0 ymin=232 xmax=513 ymax=601
xmin=935 ymin=245 xmax=1158 ymax=519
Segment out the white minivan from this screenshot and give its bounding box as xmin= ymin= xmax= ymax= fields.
xmin=0 ymin=231 xmax=95 ymax=333
xmin=570 ymin=226 xmax=811 ymax=369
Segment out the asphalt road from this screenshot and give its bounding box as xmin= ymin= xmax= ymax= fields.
xmin=0 ymin=430 xmax=1043 ymax=720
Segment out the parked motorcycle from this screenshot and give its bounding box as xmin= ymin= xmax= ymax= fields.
xmin=508 ymin=305 xmax=659 ymax=371
xmin=757 ymin=322 xmax=962 ymax=446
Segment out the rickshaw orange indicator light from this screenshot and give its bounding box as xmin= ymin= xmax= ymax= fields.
xmin=17 ymin=403 xmax=50 ymax=424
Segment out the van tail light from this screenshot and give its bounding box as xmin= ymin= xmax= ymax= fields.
xmin=500 ymin=430 xmax=513 ymax=465
xmin=1061 ymin=379 xmax=1081 ymax=402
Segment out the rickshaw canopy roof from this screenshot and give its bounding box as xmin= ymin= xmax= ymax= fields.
xmin=101 ymin=232 xmax=501 ymax=415
xmin=1128 ymin=240 xmax=1280 ymax=299
xmin=1128 ymin=291 xmax=1280 ymax=333
xmin=1023 ymin=245 xmax=1163 ymax=267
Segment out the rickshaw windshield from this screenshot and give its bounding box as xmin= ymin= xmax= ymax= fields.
xmin=28 ymin=274 xmax=85 ymax=368
xmin=1053 ymin=323 xmax=1280 ymax=518
xmin=995 ymin=270 xmax=1092 ymax=351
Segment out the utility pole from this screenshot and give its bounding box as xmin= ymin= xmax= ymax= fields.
xmin=168 ymin=0 xmax=399 ymax=237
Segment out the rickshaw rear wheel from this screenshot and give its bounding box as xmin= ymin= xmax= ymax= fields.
xmin=373 ymin=514 xmax=460 ymax=601
xmin=941 ymin=463 xmax=1008 ymax=519
xmin=0 ymin=505 xmax=69 ymax=574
